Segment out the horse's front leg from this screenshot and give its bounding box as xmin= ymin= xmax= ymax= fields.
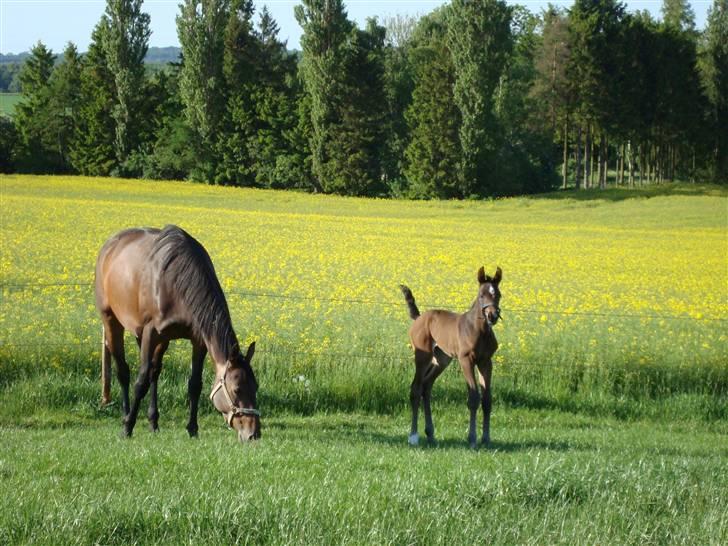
xmin=123 ymin=323 xmax=159 ymax=437
xmin=459 ymin=354 xmax=480 ymax=449
xmin=147 ymin=341 xmax=169 ymax=432
xmin=476 ymin=358 xmax=493 ymax=446
xmin=186 ymin=342 xmax=207 ymax=437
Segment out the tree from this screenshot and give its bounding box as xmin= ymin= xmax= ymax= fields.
xmin=70 ymin=21 xmax=117 ymax=176
xmin=699 ymin=0 xmax=728 ymax=182
xmin=295 ymin=1 xmax=386 ymax=195
xmin=13 ymin=41 xmax=59 ymax=172
xmin=661 ymin=0 xmax=696 ymax=32
xmin=177 ymin=0 xmax=230 ymax=181
xmin=47 ymin=43 xmax=83 ymax=170
xmin=102 ymin=0 xmax=151 ymax=171
xmin=447 ymin=0 xmax=513 ymax=197
xmin=403 ymin=9 xmax=462 ymax=198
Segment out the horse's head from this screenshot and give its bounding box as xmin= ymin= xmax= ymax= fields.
xmin=210 ymin=341 xmax=261 ymax=443
xmin=477 ymin=266 xmax=502 ymax=326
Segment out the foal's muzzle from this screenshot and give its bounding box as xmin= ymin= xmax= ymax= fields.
xmin=482 ymin=303 xmax=501 ymax=325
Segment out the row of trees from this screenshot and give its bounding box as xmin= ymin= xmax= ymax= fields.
xmin=1 ymin=0 xmax=726 ymax=197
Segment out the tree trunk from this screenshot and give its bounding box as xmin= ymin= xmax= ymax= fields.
xmin=627 ymin=141 xmax=634 ymax=187
xmin=562 ymin=115 xmax=569 ymax=190
xmin=600 ymin=135 xmax=607 ymax=189
xmin=584 ymin=124 xmax=591 ymax=190
xmin=575 ymin=124 xmax=582 ymax=190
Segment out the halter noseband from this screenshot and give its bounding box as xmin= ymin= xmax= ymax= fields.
xmin=209 ymin=362 xmax=261 ymax=428
xmin=481 ymin=302 xmax=502 ymax=323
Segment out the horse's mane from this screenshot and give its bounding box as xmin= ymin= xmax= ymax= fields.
xmin=152 ymin=225 xmax=238 ymax=359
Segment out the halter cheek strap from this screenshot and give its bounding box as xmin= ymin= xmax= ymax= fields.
xmin=209 ymin=363 xmax=261 ymax=428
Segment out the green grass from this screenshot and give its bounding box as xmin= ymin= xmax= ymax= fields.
xmin=1 ymin=410 xmax=726 ymax=545
xmin=0 ymin=93 xmax=21 ymax=117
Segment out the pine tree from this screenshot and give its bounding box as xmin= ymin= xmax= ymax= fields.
xmin=102 ymin=0 xmax=151 ymax=171
xmin=403 ymin=9 xmax=462 ymax=198
xmin=48 ymin=43 xmax=83 ymax=170
xmin=14 ymin=41 xmax=58 ymax=172
xmin=447 ymin=0 xmax=513 ymax=196
xmin=70 ymin=21 xmax=117 ymax=175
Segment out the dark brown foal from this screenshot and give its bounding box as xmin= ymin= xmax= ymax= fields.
xmin=400 ymin=266 xmax=502 ymax=448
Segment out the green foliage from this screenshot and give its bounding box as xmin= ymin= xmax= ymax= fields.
xmin=177 ymin=0 xmax=230 ymax=181
xmin=13 ymin=42 xmax=61 ymax=173
xmin=101 ymin=0 xmax=151 ymax=171
xmin=296 ymin=1 xmax=387 ymax=195
xmin=699 ymin=0 xmax=728 ymax=183
xmin=69 ymin=22 xmax=117 ymax=176
xmin=403 ymin=10 xmax=461 ymax=199
xmin=448 ymin=0 xmax=513 ymax=196
xmin=0 ymin=115 xmax=18 ymax=171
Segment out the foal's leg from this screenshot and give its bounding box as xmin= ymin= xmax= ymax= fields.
xmin=186 ymin=342 xmax=207 ymax=438
xmin=147 ymin=340 xmax=169 ymax=432
xmin=459 ymin=355 xmax=481 ymax=449
xmin=422 ymin=349 xmax=451 ymax=444
xmin=476 ymin=358 xmax=493 ymax=446
xmin=103 ymin=316 xmax=131 ymax=417
xmin=123 ymin=323 xmax=159 ymax=437
xmin=409 ymin=349 xmax=430 ymax=446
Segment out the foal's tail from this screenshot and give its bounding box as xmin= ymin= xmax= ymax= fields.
xmin=101 ymin=327 xmax=112 ymax=406
xmin=399 ymin=285 xmax=420 ymax=320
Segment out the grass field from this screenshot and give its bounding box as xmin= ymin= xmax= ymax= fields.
xmin=1 ymin=174 xmax=727 ymax=543
xmin=0 ymin=93 xmax=21 ymax=117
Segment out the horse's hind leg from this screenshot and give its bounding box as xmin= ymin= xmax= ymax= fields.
xmin=409 ymin=349 xmax=430 ymax=446
xmin=103 ymin=315 xmax=130 ymax=417
xmin=422 ymin=349 xmax=452 ymax=444
xmin=147 ymin=340 xmax=169 ymax=432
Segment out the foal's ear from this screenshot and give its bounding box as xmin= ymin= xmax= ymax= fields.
xmin=477 ymin=266 xmax=487 ymax=284
xmin=245 ymin=341 xmax=256 ymax=362
xmin=493 ymin=266 xmax=502 ymax=285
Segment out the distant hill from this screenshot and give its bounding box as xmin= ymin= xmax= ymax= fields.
xmin=0 ymin=46 xmax=182 ymax=65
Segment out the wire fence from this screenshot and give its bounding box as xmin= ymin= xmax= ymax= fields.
xmin=2 ymin=280 xmax=726 ymax=322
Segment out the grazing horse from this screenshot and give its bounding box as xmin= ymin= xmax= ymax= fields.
xmin=94 ymin=225 xmax=260 ymax=442
xmin=400 ymin=266 xmax=502 ymax=448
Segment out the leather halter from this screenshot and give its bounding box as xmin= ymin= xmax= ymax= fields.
xmin=481 ymin=302 xmax=501 ymax=323
xmin=209 ymin=362 xmax=260 ymax=428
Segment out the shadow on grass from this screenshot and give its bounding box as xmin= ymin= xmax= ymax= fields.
xmin=362 ymin=431 xmax=575 ymax=452
xmin=528 ymin=183 xmax=722 ymax=203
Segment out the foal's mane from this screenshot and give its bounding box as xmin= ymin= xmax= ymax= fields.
xmin=152 ymin=225 xmax=238 ymax=359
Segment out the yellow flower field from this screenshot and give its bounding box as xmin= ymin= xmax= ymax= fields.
xmin=0 ymin=174 xmax=726 ymax=406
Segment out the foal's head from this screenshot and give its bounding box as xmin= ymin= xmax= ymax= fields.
xmin=477 ymin=266 xmax=503 ymax=326
xmin=210 ymin=341 xmax=261 ymax=443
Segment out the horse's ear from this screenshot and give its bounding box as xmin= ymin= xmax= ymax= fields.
xmin=493 ymin=266 xmax=502 ymax=285
xmin=245 ymin=341 xmax=256 ymax=362
xmin=477 ymin=266 xmax=486 ymax=284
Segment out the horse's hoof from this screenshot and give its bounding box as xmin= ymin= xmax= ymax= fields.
xmin=120 ymin=427 xmax=132 ymax=439
xmin=426 ymin=436 xmax=437 ymax=446
xmin=187 ymin=427 xmax=198 ymax=438
xmin=408 ymin=433 xmax=420 ymax=446
xmin=481 ymin=436 xmax=491 ymax=447
xmin=149 ymin=424 xmax=159 ymax=433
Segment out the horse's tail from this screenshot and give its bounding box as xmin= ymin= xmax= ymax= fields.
xmin=101 ymin=326 xmax=112 ymax=406
xmin=399 ymin=285 xmax=420 ymax=320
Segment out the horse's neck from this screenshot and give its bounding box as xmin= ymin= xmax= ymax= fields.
xmin=205 ymin=333 xmax=238 ymax=369
xmin=465 ymin=299 xmax=489 ymax=334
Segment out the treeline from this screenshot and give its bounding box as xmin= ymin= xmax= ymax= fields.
xmin=0 ymin=0 xmax=726 ymax=197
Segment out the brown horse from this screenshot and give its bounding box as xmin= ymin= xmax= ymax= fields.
xmin=94 ymin=225 xmax=260 ymax=442
xmin=400 ymin=266 xmax=502 ymax=448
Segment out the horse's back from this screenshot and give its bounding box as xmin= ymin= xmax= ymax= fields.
xmin=95 ymin=228 xmax=161 ymax=333
xmin=409 ymin=309 xmax=460 ymax=355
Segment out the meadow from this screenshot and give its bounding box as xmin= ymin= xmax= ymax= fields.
xmin=0 ymin=174 xmax=726 ymax=543
xmin=0 ymin=92 xmax=21 ymax=117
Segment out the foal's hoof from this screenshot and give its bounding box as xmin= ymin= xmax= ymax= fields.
xmin=186 ymin=426 xmax=199 ymax=438
xmin=408 ymin=433 xmax=420 ymax=446
xmin=120 ymin=427 xmax=133 ymax=439
xmin=426 ymin=436 xmax=437 ymax=446
xmin=149 ymin=423 xmax=160 ymax=433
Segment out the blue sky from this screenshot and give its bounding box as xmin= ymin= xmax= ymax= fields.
xmin=0 ymin=0 xmax=713 ymax=55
